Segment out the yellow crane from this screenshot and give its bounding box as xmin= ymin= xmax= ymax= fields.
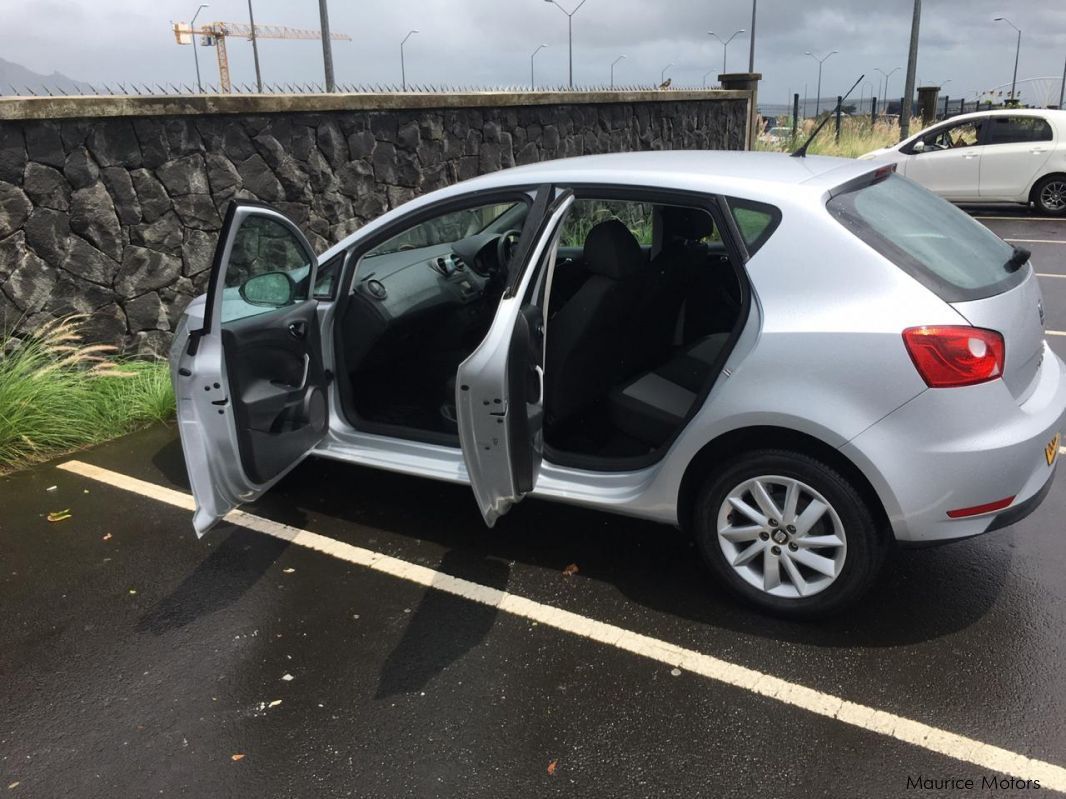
xmin=172 ymin=20 xmax=351 ymax=93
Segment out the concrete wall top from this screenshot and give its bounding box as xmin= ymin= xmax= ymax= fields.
xmin=0 ymin=90 xmax=751 ymax=122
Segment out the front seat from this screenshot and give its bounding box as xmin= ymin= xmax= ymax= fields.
xmin=545 ymin=219 xmax=644 ymax=423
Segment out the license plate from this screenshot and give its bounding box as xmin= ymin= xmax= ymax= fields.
xmin=1045 ymin=433 xmax=1061 ymax=466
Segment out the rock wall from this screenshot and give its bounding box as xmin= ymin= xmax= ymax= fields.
xmin=0 ymin=91 xmax=749 ymax=350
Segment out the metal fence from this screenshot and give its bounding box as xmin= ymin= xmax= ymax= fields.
xmin=759 ymin=94 xmax=1050 ymax=124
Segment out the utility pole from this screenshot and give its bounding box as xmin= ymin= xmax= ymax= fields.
xmin=190 ymin=3 xmax=209 ymax=93
xmin=318 ymin=0 xmax=335 ymax=92
xmin=900 ymin=0 xmax=921 ymax=139
xmin=247 ymin=0 xmax=262 ymax=92
xmin=748 ymin=0 xmax=757 ymax=73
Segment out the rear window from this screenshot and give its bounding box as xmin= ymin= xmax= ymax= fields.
xmin=826 ymin=173 xmax=1022 ymax=302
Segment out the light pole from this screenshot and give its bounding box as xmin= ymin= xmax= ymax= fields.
xmin=994 ymin=17 xmax=1022 ymax=103
xmin=247 ymin=0 xmax=262 ymax=92
xmin=610 ymin=54 xmax=626 ymax=89
xmin=318 ymin=0 xmax=335 ymax=92
xmin=748 ymin=0 xmax=758 ymax=73
xmin=531 ymin=43 xmax=547 ymax=90
xmin=661 ymin=64 xmax=673 ymax=85
xmin=805 ymin=49 xmax=838 ymax=116
xmin=709 ymin=29 xmax=745 ymax=74
xmin=190 ymin=3 xmax=209 ymax=93
xmin=702 ymin=69 xmax=716 ymax=89
xmin=543 ymin=0 xmax=588 ymax=89
xmin=875 ymin=66 xmax=900 ymax=112
xmin=400 ymin=29 xmax=418 ymax=91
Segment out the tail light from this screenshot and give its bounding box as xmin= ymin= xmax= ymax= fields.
xmin=902 ymin=326 xmax=1005 ymax=388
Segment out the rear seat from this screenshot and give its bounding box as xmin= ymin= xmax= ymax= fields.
xmin=607 ymin=333 xmax=730 ymax=447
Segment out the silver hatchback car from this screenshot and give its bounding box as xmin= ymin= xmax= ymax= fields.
xmin=170 ymin=151 xmax=1066 ymax=617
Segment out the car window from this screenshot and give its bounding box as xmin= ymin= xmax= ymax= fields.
xmin=313 ymin=251 xmax=344 ymax=300
xmin=221 ymin=215 xmax=313 ymax=324
xmin=827 ymin=173 xmax=1021 ymax=302
xmin=560 ymin=199 xmax=654 ymax=248
xmin=986 ymin=116 xmax=1053 ymax=145
xmin=365 ymin=202 xmax=522 ymax=257
xmin=727 ymin=198 xmax=780 ymax=255
xmin=922 ymin=118 xmax=983 ymax=150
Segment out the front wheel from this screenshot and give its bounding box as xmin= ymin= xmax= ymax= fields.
xmin=694 ymin=450 xmax=888 ymax=619
xmin=1033 ymin=175 xmax=1066 ymax=216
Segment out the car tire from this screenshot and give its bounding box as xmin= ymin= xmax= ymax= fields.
xmin=694 ymin=449 xmax=888 ymax=619
xmin=1033 ymin=175 xmax=1066 ymax=216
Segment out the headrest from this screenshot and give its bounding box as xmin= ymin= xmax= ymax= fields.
xmin=583 ymin=219 xmax=642 ymax=280
xmin=663 ymin=206 xmax=715 ymax=241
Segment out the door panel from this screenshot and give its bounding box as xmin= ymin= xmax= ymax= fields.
xmin=902 ymin=117 xmax=986 ymax=199
xmin=979 ymin=116 xmax=1055 ymax=199
xmin=172 ymin=203 xmax=325 ymax=535
xmin=457 ymin=190 xmax=574 ymax=526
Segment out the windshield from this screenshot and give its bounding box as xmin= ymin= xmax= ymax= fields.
xmin=364 ymin=202 xmax=522 ymax=258
xmin=826 ymin=173 xmax=1022 ymax=302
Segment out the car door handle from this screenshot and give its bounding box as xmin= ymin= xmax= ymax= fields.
xmin=1030 ymin=148 xmax=1048 ymax=154
xmin=962 ymin=153 xmax=979 ymax=159
xmin=288 ymin=321 xmax=307 ymax=339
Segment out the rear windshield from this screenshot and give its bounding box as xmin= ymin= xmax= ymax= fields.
xmin=826 ymin=173 xmax=1022 ymax=302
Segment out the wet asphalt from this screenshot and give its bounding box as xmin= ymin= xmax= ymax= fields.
xmin=3 ymin=210 xmax=1066 ymax=798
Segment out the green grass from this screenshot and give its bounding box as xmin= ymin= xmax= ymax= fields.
xmin=757 ymin=117 xmax=902 ymax=158
xmin=0 ymin=315 xmax=175 ymax=473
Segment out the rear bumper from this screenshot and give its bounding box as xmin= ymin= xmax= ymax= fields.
xmin=842 ymin=342 xmax=1066 ymax=544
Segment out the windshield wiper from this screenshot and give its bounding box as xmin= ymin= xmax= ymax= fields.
xmin=1004 ymin=245 xmax=1031 ymax=273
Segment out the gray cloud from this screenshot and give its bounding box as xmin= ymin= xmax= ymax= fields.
xmin=1 ymin=0 xmax=1063 ymax=105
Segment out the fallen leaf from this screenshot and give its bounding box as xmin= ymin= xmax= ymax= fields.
xmin=46 ymin=509 xmax=72 ymax=523
xmin=562 ymin=563 xmax=579 ymax=576
xmin=547 ymin=759 xmax=558 ymax=776
xmin=231 ymin=753 xmax=245 ymax=762
xmin=268 ymin=699 xmax=282 ymax=708
xmin=102 ymin=533 xmax=112 ymax=541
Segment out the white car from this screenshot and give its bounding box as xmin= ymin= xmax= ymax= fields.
xmin=861 ymin=109 xmax=1066 ymax=215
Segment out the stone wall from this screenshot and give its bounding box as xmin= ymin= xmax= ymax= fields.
xmin=0 ymin=90 xmax=750 ymax=351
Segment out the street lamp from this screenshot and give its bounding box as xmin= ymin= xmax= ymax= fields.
xmin=543 ymin=0 xmax=588 ymax=89
xmin=708 ymin=29 xmax=746 ymax=74
xmin=610 ymin=54 xmax=626 ymax=89
xmin=661 ymin=64 xmax=673 ymax=85
xmin=190 ymin=3 xmax=209 ymax=93
xmin=702 ymin=69 xmax=716 ymax=89
xmin=400 ymin=29 xmax=418 ymax=91
xmin=805 ymin=49 xmax=838 ymax=117
xmin=531 ymin=43 xmax=548 ymax=91
xmin=994 ymin=17 xmax=1022 ymax=103
xmin=875 ymin=66 xmax=900 ymax=113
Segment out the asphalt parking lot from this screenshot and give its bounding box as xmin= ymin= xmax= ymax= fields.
xmin=4 ymin=209 xmax=1066 ymax=798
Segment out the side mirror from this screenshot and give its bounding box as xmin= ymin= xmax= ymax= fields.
xmin=911 ymin=140 xmax=926 ymax=154
xmin=239 ymin=271 xmax=296 ymax=308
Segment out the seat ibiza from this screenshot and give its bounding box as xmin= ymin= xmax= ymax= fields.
xmin=170 ymin=151 xmax=1066 ymax=617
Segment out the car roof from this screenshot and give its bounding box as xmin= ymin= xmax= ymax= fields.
xmin=454 ymin=150 xmax=875 ymax=200
xmin=907 ymin=107 xmax=1066 ymax=138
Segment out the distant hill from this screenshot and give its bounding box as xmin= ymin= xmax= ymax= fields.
xmin=0 ymin=57 xmax=94 ymax=95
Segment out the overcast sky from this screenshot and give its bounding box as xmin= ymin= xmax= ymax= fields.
xmin=2 ymin=0 xmax=1065 ymax=106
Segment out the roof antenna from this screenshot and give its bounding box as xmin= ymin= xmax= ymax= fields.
xmin=791 ymin=74 xmax=864 ymax=157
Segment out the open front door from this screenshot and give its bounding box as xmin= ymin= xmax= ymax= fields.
xmin=456 ymin=189 xmax=574 ymax=526
xmin=171 ymin=202 xmax=328 ymax=536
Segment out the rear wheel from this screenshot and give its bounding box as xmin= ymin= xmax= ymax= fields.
xmin=694 ymin=449 xmax=887 ymax=619
xmin=1033 ymin=175 xmax=1066 ymax=216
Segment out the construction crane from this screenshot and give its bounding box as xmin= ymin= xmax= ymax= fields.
xmin=172 ymin=21 xmax=351 ymax=93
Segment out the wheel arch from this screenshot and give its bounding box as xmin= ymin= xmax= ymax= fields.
xmin=676 ymin=425 xmax=891 ymax=540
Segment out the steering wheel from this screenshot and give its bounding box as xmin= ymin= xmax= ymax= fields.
xmin=496 ymin=229 xmax=522 ymax=271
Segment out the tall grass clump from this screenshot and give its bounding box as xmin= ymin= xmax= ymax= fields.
xmin=0 ymin=315 xmax=175 ymax=472
xmin=756 ymin=116 xmax=902 ymax=159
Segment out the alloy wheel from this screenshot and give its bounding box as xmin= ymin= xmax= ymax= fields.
xmin=716 ymin=475 xmax=847 ymax=599
xmin=1040 ymin=180 xmax=1066 ymax=212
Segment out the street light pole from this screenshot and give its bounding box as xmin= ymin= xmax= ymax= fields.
xmin=610 ymin=54 xmax=626 ymax=89
xmin=703 ymin=69 xmax=715 ymax=89
xmin=875 ymin=67 xmax=900 ymax=113
xmin=190 ymin=3 xmax=209 ymax=93
xmin=994 ymin=17 xmax=1022 ymax=103
xmin=544 ymin=0 xmax=588 ymax=89
xmin=748 ymin=0 xmax=757 ymax=73
xmin=247 ymin=0 xmax=262 ymax=92
xmin=709 ymin=30 xmax=746 ymax=74
xmin=900 ymin=0 xmax=921 ymax=138
xmin=400 ymin=29 xmax=419 ymax=91
xmin=805 ymin=49 xmax=838 ymax=116
xmin=531 ymin=44 xmax=547 ymax=91
xmin=661 ymin=64 xmax=673 ymax=85
xmin=318 ymin=0 xmax=335 ymax=92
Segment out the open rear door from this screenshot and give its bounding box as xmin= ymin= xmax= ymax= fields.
xmin=456 ymin=189 xmax=574 ymax=526
xmin=171 ymin=202 xmax=329 ymax=535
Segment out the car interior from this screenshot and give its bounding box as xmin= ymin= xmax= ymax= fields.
xmin=334 ymin=194 xmax=745 ymax=469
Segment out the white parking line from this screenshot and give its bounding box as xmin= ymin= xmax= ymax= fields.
xmin=973 ymin=216 xmax=1066 ymax=222
xmin=1007 ymin=239 xmax=1066 ymax=245
xmin=56 ymin=458 xmax=1066 ymax=794
xmin=1046 ymin=331 xmax=1066 ymax=337
xmin=1038 ymin=273 xmax=1066 ymax=278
